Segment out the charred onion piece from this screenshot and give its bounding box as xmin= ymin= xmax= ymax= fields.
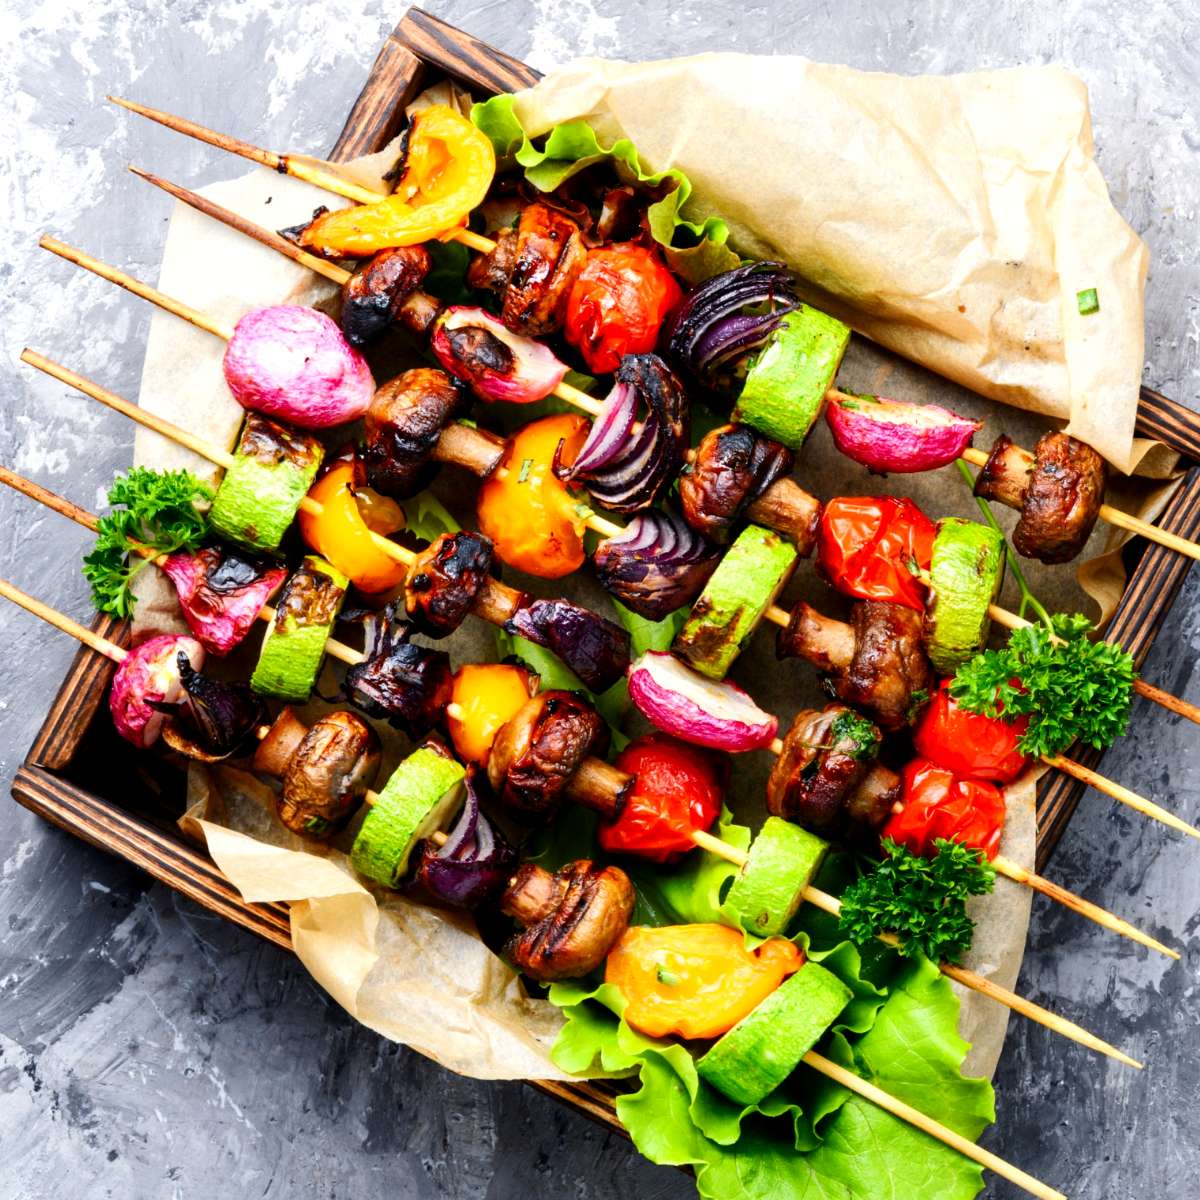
xmin=592 ymin=509 xmax=720 ymax=621
xmin=161 ymin=546 xmax=288 ymax=656
xmin=487 ymin=690 xmax=609 ymax=820
xmin=504 ymin=598 xmax=631 ymax=693
xmin=415 ymin=769 xmax=517 ymax=909
xmin=501 ymin=859 xmax=635 ymax=981
xmin=679 ymin=424 xmax=795 ymax=545
xmin=340 ymin=245 xmax=432 ymax=348
xmin=778 ymin=600 xmax=933 ymax=732
xmin=976 ymin=432 xmax=1107 ymax=564
xmin=361 ymin=367 xmax=464 ymax=499
xmin=666 ymin=261 xmax=800 ymax=385
xmin=404 ymin=531 xmax=497 ymax=638
xmin=343 ymin=602 xmax=453 ymax=739
xmin=278 ymin=710 xmax=381 ymax=840
xmin=555 ymin=353 xmax=689 ymax=514
xmin=160 ymin=652 xmax=265 ymax=761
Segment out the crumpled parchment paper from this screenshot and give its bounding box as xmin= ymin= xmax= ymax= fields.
xmin=124 ymin=58 xmax=1171 ymax=1084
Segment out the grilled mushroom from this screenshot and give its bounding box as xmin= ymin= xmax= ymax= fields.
xmin=467 ymin=203 xmax=587 ymax=336
xmin=778 ymin=600 xmax=932 ymax=732
xmin=340 ymin=245 xmax=432 ymax=347
xmin=404 ymin=531 xmax=497 ymax=638
xmin=974 ymin=432 xmax=1107 ymax=563
xmin=487 ymin=691 xmax=610 ymax=820
xmin=501 ymin=859 xmax=635 ymax=981
xmin=277 ymin=711 xmax=381 ymax=839
xmin=362 ymin=368 xmax=464 ymax=499
xmin=679 ymin=424 xmax=798 ymax=545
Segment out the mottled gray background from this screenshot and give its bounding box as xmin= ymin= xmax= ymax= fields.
xmin=0 ymin=1 xmax=1197 ymax=1197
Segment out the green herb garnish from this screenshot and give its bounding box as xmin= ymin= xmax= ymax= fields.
xmin=829 ymin=710 xmax=881 ymax=761
xmin=906 ymin=687 xmax=930 ymax=723
xmin=950 ymin=613 xmax=1134 ymax=757
xmin=82 ymin=467 xmax=213 ymax=619
xmin=839 ymin=839 xmax=996 ymax=963
xmin=1076 ymin=287 xmax=1100 ymax=316
xmin=656 ymin=966 xmax=681 ymax=987
xmin=517 ymin=457 xmax=534 ymax=483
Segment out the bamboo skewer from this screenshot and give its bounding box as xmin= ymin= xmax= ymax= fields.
xmin=119 ymin=171 xmax=1200 ymax=737
xmin=0 ymin=491 xmax=1141 ymax=1076
xmin=117 ymin=122 xmax=1199 ymax=569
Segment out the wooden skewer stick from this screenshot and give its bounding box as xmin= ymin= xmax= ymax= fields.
xmin=124 ymin=140 xmax=1197 ymax=571
xmin=761 ymin=601 xmax=1200 ymax=841
xmin=987 ymin=602 xmax=1200 ymax=729
xmin=110 ymin=96 xmax=494 ymax=256
xmin=960 ymin=445 xmax=1200 ymax=564
xmin=0 ymin=466 xmax=365 ymax=668
xmin=0 ymin=576 xmax=127 ymax=662
xmin=38 ymin=235 xmax=623 ymax=548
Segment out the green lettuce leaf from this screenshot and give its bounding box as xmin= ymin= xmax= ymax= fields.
xmin=472 ymin=95 xmax=740 ymax=284
xmin=400 ymin=492 xmax=461 ymax=541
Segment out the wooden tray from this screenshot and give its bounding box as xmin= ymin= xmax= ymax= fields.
xmin=12 ymin=4 xmax=1200 ymax=1139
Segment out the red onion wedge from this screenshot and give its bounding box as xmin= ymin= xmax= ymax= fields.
xmin=505 ymin=598 xmax=631 ymax=693
xmin=415 ymin=770 xmax=517 ymax=909
xmin=110 ymin=634 xmax=204 ymax=748
xmin=555 ymin=354 xmax=689 ymax=514
xmin=593 ymin=510 xmax=719 ymax=621
xmin=826 ymin=393 xmax=981 ymax=474
xmin=626 ymin=651 xmax=777 ymax=752
xmin=161 ymin=547 xmax=287 ymax=656
xmin=430 ymin=307 xmax=567 ymax=405
xmin=161 ymin=654 xmax=266 ymax=762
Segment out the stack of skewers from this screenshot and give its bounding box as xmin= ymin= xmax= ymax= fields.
xmin=8 ymin=94 xmax=1198 ymax=1200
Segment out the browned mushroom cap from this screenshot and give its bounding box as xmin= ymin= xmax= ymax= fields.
xmin=340 ymin=245 xmax=432 ymax=348
xmin=361 ymin=367 xmax=464 ymax=499
xmin=845 ymin=763 xmax=903 ymax=839
xmin=679 ymin=424 xmax=796 ymax=545
xmin=501 ymin=860 xmax=635 ymax=981
xmin=487 ymin=690 xmax=609 ymax=820
xmin=466 ymin=226 xmax=517 ymax=294
xmin=278 ymin=711 xmax=381 ymax=840
xmin=403 ymin=531 xmax=495 ymax=638
xmin=1012 ymin=432 xmax=1107 ymax=564
xmin=501 ymin=203 xmax=587 ymax=337
xmin=766 ymin=704 xmax=882 ymax=837
xmin=839 ymin=601 xmax=933 ymax=732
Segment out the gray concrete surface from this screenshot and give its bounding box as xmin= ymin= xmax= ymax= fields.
xmin=0 ymin=2 xmax=1197 ymax=1197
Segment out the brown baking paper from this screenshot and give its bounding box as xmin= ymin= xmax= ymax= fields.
xmin=512 ymin=56 xmax=1152 ymax=473
xmin=125 ymin=56 xmax=1169 ymax=1085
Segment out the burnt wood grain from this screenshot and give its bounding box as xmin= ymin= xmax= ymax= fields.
xmin=9 ymin=4 xmax=1199 ymax=1142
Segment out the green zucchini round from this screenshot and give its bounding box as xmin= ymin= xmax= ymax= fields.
xmin=209 ymin=413 xmax=324 ymax=552
xmin=723 ymin=817 xmax=830 ymax=938
xmin=733 ymin=307 xmax=851 ymax=450
xmin=673 ymin=524 xmax=797 ymax=680
xmin=925 ymin=518 xmax=1006 ymax=674
xmin=250 ymin=555 xmax=348 ymax=701
xmin=696 ymin=961 xmax=853 ymax=1107
xmin=351 ymin=747 xmax=467 ymax=887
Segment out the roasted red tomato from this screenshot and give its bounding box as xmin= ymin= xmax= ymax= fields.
xmin=817 ymin=496 xmax=937 ymax=611
xmin=914 ymin=681 xmax=1030 ymax=784
xmin=883 ymin=758 xmax=1006 ymax=861
xmin=564 ymin=244 xmax=683 ymax=375
xmin=598 ymin=734 xmax=727 ymax=863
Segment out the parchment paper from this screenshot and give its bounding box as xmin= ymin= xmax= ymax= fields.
xmin=511 ymin=56 xmax=1153 ymax=473
xmin=124 ymin=59 xmax=1171 ymax=1086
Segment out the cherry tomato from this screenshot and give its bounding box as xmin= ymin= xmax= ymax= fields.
xmin=564 ymin=243 xmax=683 ymax=375
xmin=817 ymin=496 xmax=937 ymax=611
xmin=883 ymin=758 xmax=1006 ymax=860
xmin=914 ymin=681 xmax=1030 ymax=784
xmin=447 ymin=663 xmax=537 ymax=766
xmin=598 ymin=734 xmax=728 ymax=863
xmin=298 ymin=459 xmax=408 ymax=593
xmin=477 ymin=414 xmax=590 ymax=578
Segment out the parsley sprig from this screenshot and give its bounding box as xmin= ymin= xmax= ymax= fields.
xmin=82 ymin=468 xmax=213 ymax=618
xmin=950 ymin=458 xmax=1135 ymax=758
xmin=839 ymin=839 xmax=996 ymax=964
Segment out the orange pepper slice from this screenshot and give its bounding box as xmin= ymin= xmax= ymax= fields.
xmin=606 ymin=923 xmax=804 ymax=1040
xmin=447 ymin=663 xmax=537 ymax=766
xmin=299 ymin=106 xmax=495 ymax=256
xmin=477 ymin=414 xmax=590 ymax=579
xmin=298 ymin=461 xmax=408 ymax=594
